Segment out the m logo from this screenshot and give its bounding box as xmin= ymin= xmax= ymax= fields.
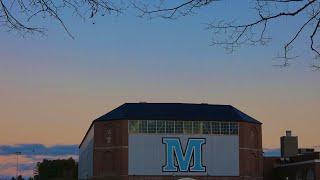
xmin=162 ymin=138 xmax=206 ymax=172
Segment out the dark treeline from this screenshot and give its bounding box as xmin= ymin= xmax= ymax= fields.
xmin=11 ymin=158 xmax=77 ymax=180
xmin=35 ymin=158 xmax=77 ymax=180
xmin=10 ymin=176 xmax=33 ymax=180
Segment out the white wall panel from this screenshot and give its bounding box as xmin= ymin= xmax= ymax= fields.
xmin=128 ymin=134 xmax=239 ymax=176
xmin=79 ymin=125 xmax=94 ymax=179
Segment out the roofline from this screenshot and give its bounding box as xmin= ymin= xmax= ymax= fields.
xmin=79 ymin=120 xmax=96 ymax=148
xmin=79 ymin=118 xmax=133 ymax=148
xmin=79 ymin=102 xmax=262 ymax=147
xmin=276 ymin=159 xmax=320 ymax=167
xmin=121 ymin=102 xmax=236 ymax=108
xmin=96 ymin=103 xmax=262 ymax=124
xmin=79 ymin=103 xmax=129 ymax=148
xmin=95 ymin=118 xmax=261 ymax=124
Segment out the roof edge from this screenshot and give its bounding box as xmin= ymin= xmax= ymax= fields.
xmin=79 ymin=120 xmax=96 ymax=148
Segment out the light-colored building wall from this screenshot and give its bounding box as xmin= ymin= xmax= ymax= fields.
xmin=128 ymin=134 xmax=239 ymax=176
xmin=79 ymin=125 xmax=94 ymax=180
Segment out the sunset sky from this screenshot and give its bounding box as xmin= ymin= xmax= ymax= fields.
xmin=0 ymin=1 xmax=320 ymax=178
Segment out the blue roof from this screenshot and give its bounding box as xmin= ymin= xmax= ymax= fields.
xmin=95 ymin=103 xmax=261 ymax=124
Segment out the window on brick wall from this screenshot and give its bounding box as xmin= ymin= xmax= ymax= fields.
xmin=212 ymin=121 xmax=221 ymax=134
xmin=156 ymin=120 xmax=165 ymax=133
xmin=166 ymin=121 xmax=175 ymax=134
xmin=139 ymin=120 xmax=148 ymax=133
xmin=183 ymin=121 xmax=193 ymax=134
xmin=148 ymin=120 xmax=157 ymax=133
xmin=129 ymin=120 xmax=139 ymax=133
xmin=129 ymin=120 xmax=238 ymax=135
xmin=203 ymin=121 xmax=211 ymax=134
xmin=175 ymin=121 xmax=183 ymax=134
xmin=220 ymin=122 xmax=230 ymax=135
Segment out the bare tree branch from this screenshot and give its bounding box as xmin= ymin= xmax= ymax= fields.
xmin=133 ymin=0 xmax=320 ymax=69
xmin=0 ymin=0 xmax=122 ymax=37
xmin=1 ymin=0 xmax=320 ymax=69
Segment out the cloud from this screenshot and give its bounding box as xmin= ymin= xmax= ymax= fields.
xmin=0 ymin=144 xmax=78 ymax=156
xmin=0 ymin=144 xmax=78 ymax=179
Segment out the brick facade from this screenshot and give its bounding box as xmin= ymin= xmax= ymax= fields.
xmin=239 ymin=122 xmax=263 ymax=179
xmin=93 ymin=120 xmax=128 ymax=178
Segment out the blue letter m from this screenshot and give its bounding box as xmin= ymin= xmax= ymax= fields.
xmin=162 ymin=138 xmax=206 ymax=172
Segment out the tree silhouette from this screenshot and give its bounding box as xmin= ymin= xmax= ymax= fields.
xmin=34 ymin=158 xmax=77 ymax=180
xmin=11 ymin=175 xmax=24 ymax=180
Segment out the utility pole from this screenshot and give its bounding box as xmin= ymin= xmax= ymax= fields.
xmin=15 ymin=151 xmax=21 ymax=179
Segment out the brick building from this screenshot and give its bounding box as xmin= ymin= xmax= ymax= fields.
xmin=263 ymin=131 xmax=320 ymax=180
xmin=79 ymin=103 xmax=263 ymax=180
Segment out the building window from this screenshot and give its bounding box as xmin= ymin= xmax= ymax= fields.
xmin=220 ymin=122 xmax=230 ymax=135
xmin=202 ymin=121 xmax=211 ymax=134
xmin=166 ymin=121 xmax=175 ymax=134
xmin=175 ymin=121 xmax=183 ymax=134
xmin=230 ymin=122 xmax=238 ymax=135
xmin=129 ymin=120 xmax=139 ymax=133
xmin=129 ymin=120 xmax=239 ymax=135
xmin=148 ymin=120 xmax=157 ymax=133
xmin=157 ymin=120 xmax=166 ymax=133
xmin=212 ymin=121 xmax=221 ymax=134
xmin=183 ymin=121 xmax=193 ymax=134
xmin=193 ymin=121 xmax=202 ymax=134
xmin=139 ymin=120 xmax=148 ymax=133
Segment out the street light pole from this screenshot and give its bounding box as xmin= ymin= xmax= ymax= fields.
xmin=15 ymin=151 xmax=21 ymax=179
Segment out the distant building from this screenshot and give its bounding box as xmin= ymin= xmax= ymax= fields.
xmin=280 ymin=130 xmax=298 ymax=158
xmin=264 ymin=131 xmax=320 ymax=180
xmin=78 ymin=103 xmax=263 ymax=179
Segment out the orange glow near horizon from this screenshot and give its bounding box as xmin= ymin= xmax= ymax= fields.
xmin=1 ymin=88 xmax=319 ymax=148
